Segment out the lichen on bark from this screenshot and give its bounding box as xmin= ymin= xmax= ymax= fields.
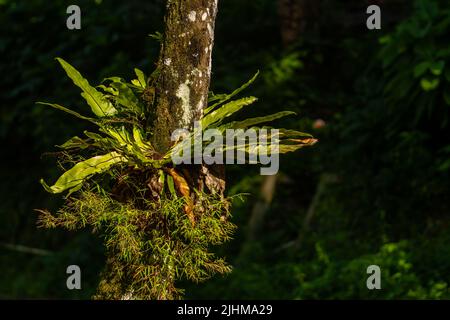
xmin=152 ymin=0 xmax=219 ymax=153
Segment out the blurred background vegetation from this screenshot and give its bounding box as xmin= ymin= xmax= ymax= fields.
xmin=0 ymin=0 xmax=449 ymax=299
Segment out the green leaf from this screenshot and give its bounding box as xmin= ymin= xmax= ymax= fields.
xmin=37 ymin=102 xmax=98 ymax=125
xmin=205 ymin=71 xmax=259 ymax=114
xmin=278 ymin=138 xmax=318 ymax=153
xmin=278 ymin=128 xmax=314 ymax=139
xmin=109 ymin=81 xmax=142 ymax=114
xmin=430 ymin=60 xmax=445 ymax=76
xmin=378 ymin=35 xmax=391 ymax=45
xmin=40 ymin=152 xmax=126 ymax=194
xmin=248 ymin=128 xmax=316 ymax=154
xmin=134 ymin=68 xmax=147 ymax=88
xmin=420 ymin=78 xmax=440 ymax=91
xmin=208 ymin=92 xmax=228 ymax=103
xmin=102 ymin=126 xmax=131 ymax=146
xmin=97 ymin=84 xmax=118 ymax=95
xmin=57 ymin=136 xmax=90 ymax=150
xmin=56 ymin=57 xmax=117 ymax=117
xmin=158 ymin=170 xmax=165 ymax=194
xmin=148 ymin=31 xmax=163 ymax=42
xmin=84 ymin=131 xmax=105 ymax=141
xmin=202 ymin=96 xmax=258 ymax=128
xmin=132 ymin=125 xmax=152 ymax=151
xmin=82 ymin=131 xmax=115 ymax=148
xmin=220 ymin=111 xmax=296 ymax=130
xmin=167 ymin=175 xmax=177 ymax=198
xmin=277 ymin=143 xmax=314 ymax=153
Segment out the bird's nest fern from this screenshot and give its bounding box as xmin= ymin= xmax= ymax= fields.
xmin=36 ymin=58 xmax=316 ymax=299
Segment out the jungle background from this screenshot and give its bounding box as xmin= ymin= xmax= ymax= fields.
xmin=1 ymin=0 xmax=450 ymax=299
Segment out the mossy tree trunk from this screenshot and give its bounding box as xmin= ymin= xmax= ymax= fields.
xmin=152 ymin=0 xmax=219 ymax=153
xmin=111 ymin=0 xmax=226 ymax=300
xmin=151 ymin=0 xmax=225 ymax=205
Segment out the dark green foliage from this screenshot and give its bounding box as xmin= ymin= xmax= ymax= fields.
xmin=0 ymin=0 xmax=165 ymax=298
xmin=186 ymin=0 xmax=450 ymax=299
xmin=34 ymin=59 xmax=235 ymax=299
xmin=2 ymin=0 xmax=450 ymax=300
xmin=35 ymin=45 xmax=312 ymax=298
xmin=38 ymin=189 xmax=235 ymax=299
xmin=379 ymin=0 xmax=450 ymax=127
xmin=326 ymin=0 xmax=450 ymax=239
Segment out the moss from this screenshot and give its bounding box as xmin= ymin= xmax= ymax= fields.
xmin=39 ymin=184 xmax=236 ymax=300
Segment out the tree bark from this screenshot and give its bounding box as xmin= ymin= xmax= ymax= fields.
xmin=116 ymin=1 xmax=221 ymax=300
xmin=152 ymin=0 xmax=219 ymax=153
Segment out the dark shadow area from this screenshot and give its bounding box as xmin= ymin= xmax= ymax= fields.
xmin=0 ymin=0 xmax=449 ymax=299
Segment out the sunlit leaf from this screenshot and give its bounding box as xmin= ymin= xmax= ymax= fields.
xmin=37 ymin=102 xmax=98 ymax=125
xmin=219 ymin=111 xmax=296 ymax=130
xmin=204 ymin=71 xmax=259 ymax=114
xmin=202 ymin=96 xmax=258 ymax=128
xmin=40 ymin=152 xmax=127 ymax=194
xmin=57 ymin=136 xmax=90 ymax=150
xmin=109 ymin=80 xmax=142 ymax=114
xmin=166 ymin=175 xmax=176 ymax=198
xmin=56 ymin=58 xmax=117 ymax=117
xmin=134 ymin=68 xmax=147 ymax=88
xmin=421 ymin=77 xmax=440 ymax=91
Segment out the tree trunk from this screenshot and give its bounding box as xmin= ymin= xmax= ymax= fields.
xmin=152 ymin=0 xmax=225 ymax=201
xmin=113 ymin=0 xmax=222 ymax=301
xmin=152 ymin=0 xmax=219 ymax=153
xmin=246 ymin=175 xmax=278 ymax=242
